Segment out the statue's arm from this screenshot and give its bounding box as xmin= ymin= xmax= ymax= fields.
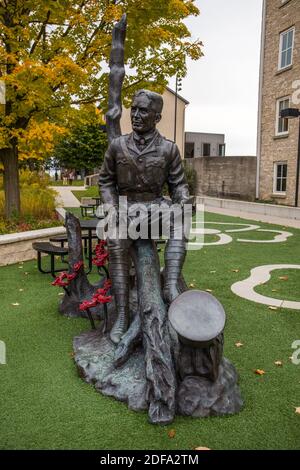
xmin=99 ymin=141 xmax=119 ymax=207
xmin=167 ymin=143 xmax=190 ymax=204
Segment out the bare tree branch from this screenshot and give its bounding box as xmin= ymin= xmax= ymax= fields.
xmin=29 ymin=10 xmax=51 ymax=55
xmin=80 ymin=20 xmax=105 ymax=63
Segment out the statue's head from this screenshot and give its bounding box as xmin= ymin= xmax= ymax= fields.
xmin=131 ymin=89 xmax=163 ymax=134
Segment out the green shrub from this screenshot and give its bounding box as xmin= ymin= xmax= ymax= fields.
xmin=183 ymin=162 xmax=198 ymax=195
xmin=0 ymin=171 xmax=57 ymax=219
xmin=0 ymin=170 xmax=59 ymax=233
xmin=19 ymin=169 xmax=51 ymax=189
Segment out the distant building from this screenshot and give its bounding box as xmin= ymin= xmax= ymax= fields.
xmin=185 ymin=132 xmax=226 ymax=158
xmin=120 ymin=87 xmax=189 ymax=158
xmin=257 ymin=0 xmax=300 ymax=206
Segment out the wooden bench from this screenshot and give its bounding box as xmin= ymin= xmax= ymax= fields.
xmin=32 ymin=242 xmax=69 ymax=278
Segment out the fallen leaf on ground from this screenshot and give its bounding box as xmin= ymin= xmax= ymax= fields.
xmin=168 ymin=429 xmax=176 ymax=438
xmin=274 ymin=361 xmax=283 ymax=366
xmin=268 ymin=306 xmax=278 ymax=311
xmin=189 ymin=283 xmax=195 ymax=288
xmin=272 ymin=289 xmax=278 ymax=292
xmin=24 ymin=272 xmax=29 ymax=275
xmin=69 ymin=352 xmax=75 ymax=358
xmin=235 ymin=342 xmax=244 ymax=348
xmin=295 ymin=407 xmax=300 ymax=415
xmin=194 ymin=447 xmax=211 ymax=451
xmin=19 ymin=289 xmax=24 ymax=292
xmin=231 ymin=269 xmax=240 ymax=273
xmin=58 ymin=293 xmax=64 ymax=296
xmin=12 ymin=303 xmax=20 ymax=306
xmin=205 ymin=289 xmax=213 ymax=293
xmin=254 ymin=369 xmax=266 ymax=376
xmin=18 ymin=266 xmax=23 ymax=269
xmin=279 ymin=276 xmax=289 ymax=281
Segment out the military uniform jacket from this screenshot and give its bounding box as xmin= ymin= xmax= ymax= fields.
xmin=99 ymin=131 xmax=190 ymax=206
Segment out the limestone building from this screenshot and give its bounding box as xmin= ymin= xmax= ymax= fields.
xmin=257 ymin=0 xmax=300 ymax=206
xmin=185 ymin=132 xmax=226 ymax=158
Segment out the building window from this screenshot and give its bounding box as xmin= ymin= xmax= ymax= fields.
xmin=276 ymin=97 xmax=290 ymax=135
xmin=218 ymin=144 xmax=226 ymax=157
xmin=185 ymin=142 xmax=195 ymax=158
xmin=203 ymin=143 xmax=211 ymax=156
xmin=278 ymin=27 xmax=294 ymax=70
xmin=273 ymin=162 xmax=287 ymax=194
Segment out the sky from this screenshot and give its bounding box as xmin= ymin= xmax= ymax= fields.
xmin=168 ymin=0 xmax=263 ymax=156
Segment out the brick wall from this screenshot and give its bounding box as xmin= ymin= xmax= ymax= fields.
xmin=259 ymin=0 xmax=300 ymax=206
xmin=186 ymin=157 xmax=257 ymax=201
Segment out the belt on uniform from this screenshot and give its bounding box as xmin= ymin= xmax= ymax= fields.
xmin=119 ymin=191 xmax=161 ymax=202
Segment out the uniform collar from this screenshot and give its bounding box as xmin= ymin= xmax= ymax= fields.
xmin=132 ymin=129 xmax=158 ymax=145
xmin=128 ymin=130 xmax=161 ymax=156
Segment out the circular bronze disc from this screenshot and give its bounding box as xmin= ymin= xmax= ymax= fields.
xmin=168 ymin=290 xmax=226 ymax=346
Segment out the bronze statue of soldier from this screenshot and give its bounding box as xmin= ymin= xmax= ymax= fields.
xmin=73 ymin=18 xmax=243 ymax=426
xmin=99 ymin=89 xmax=190 ymax=344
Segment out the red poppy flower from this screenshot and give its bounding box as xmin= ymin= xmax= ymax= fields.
xmin=73 ymin=261 xmax=84 ymax=272
xmin=103 ymin=279 xmax=112 ymax=291
xmin=52 ymin=273 xmax=69 ymax=287
xmin=79 ymin=299 xmax=98 ymax=311
xmin=92 ymin=252 xmax=109 ymax=267
xmin=94 ymin=294 xmax=112 ymax=304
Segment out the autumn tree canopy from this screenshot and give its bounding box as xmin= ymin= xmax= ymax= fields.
xmin=0 ymin=0 xmax=202 ymax=217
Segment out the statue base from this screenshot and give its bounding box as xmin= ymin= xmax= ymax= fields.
xmin=73 ymin=328 xmax=243 ymax=420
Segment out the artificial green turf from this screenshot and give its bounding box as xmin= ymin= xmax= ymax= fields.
xmin=255 ymin=269 xmax=300 ymax=302
xmin=0 ymin=211 xmax=299 ymax=450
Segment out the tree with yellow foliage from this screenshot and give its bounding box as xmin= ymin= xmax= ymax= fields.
xmin=0 ymin=0 xmax=202 ymax=218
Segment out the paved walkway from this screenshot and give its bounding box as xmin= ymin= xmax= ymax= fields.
xmin=52 ymin=186 xmax=85 ymax=208
xmin=52 ymin=188 xmax=300 ymax=228
xmin=231 ymin=264 xmax=300 ymax=310
xmin=203 ymin=206 xmax=300 ymax=229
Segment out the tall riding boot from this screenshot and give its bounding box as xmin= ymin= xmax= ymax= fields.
xmin=108 ymin=244 xmax=130 ymax=344
xmin=163 ymin=239 xmax=186 ymax=305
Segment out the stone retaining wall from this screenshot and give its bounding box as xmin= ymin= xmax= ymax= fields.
xmin=186 ymin=156 xmax=257 ymax=201
xmin=0 ymin=226 xmax=66 ymax=266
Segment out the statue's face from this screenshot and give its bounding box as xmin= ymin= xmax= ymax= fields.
xmin=131 ymin=94 xmax=160 ymax=134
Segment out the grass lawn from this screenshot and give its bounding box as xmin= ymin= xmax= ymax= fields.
xmin=0 ymin=211 xmax=299 ymax=450
xmin=50 ymin=180 xmax=84 ymax=187
xmin=72 ymin=186 xmax=99 ymax=202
